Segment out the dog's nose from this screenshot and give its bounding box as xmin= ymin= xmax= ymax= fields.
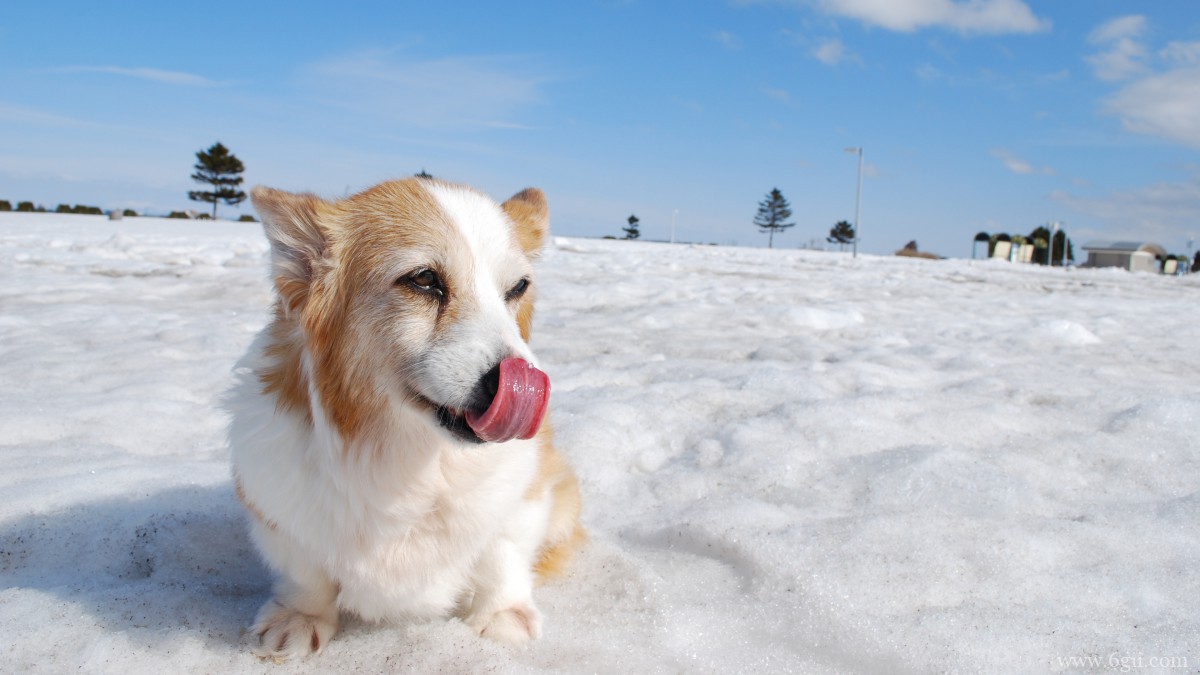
xmin=467 ymin=362 xmax=502 ymax=412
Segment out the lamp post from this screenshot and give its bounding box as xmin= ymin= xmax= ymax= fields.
xmin=1045 ymin=220 xmax=1067 ymax=267
xmin=844 ymin=147 xmax=863 ymax=258
xmin=1050 ymin=221 xmax=1060 ymax=267
xmin=671 ymin=209 xmax=678 ymax=244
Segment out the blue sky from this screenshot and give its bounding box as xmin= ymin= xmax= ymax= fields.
xmin=2 ymin=1 xmax=1199 ymax=256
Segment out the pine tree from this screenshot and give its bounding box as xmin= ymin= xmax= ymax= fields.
xmin=188 ymin=142 xmax=247 ymax=220
xmin=1052 ymin=229 xmax=1074 ymax=265
xmin=1027 ymin=225 xmax=1074 ymax=265
xmin=753 ymin=188 xmax=794 ymax=249
xmin=623 ymin=214 xmax=641 ymax=240
xmin=827 ymin=220 xmax=855 ymax=251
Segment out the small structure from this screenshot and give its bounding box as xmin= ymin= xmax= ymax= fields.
xmin=1081 ymin=241 xmax=1167 ymax=273
xmin=988 ymin=240 xmax=1034 ymax=262
xmin=992 ymin=240 xmax=1012 ymax=261
xmin=895 ymin=240 xmax=942 ymax=260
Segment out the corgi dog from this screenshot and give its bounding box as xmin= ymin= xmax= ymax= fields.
xmin=228 ymin=178 xmax=584 ymax=659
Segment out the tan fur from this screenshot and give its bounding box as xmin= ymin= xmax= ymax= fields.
xmin=502 ymin=188 xmax=550 ymax=259
xmin=502 ymin=188 xmax=549 ymax=342
xmin=259 ymin=307 xmax=312 ymax=422
xmin=523 ymin=425 xmax=587 ymax=581
xmin=252 ymin=181 xmax=463 ymax=444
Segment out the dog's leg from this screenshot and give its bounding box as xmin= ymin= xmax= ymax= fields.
xmin=464 ymin=500 xmax=549 ymax=644
xmin=464 ymin=537 xmax=543 ymax=643
xmin=251 ymin=555 xmax=340 ymax=659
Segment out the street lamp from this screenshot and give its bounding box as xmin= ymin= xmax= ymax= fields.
xmin=1045 ymin=220 xmax=1067 ymax=267
xmin=1050 ymin=221 xmax=1060 ymax=267
xmin=844 ymin=147 xmax=863 ymax=258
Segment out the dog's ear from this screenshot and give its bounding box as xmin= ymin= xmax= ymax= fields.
xmin=251 ymin=186 xmax=332 ymax=315
xmin=502 ymin=188 xmax=549 ymax=258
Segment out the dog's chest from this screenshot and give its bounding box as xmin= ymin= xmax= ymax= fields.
xmin=330 ymin=440 xmax=540 ymax=619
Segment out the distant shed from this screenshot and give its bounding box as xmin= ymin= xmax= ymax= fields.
xmin=1081 ymin=241 xmax=1166 ymax=273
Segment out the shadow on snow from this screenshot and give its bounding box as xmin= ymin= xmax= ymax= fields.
xmin=0 ymin=484 xmax=270 ymax=650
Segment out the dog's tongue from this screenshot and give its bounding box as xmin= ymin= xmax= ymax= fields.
xmin=465 ymin=358 xmax=550 ymax=443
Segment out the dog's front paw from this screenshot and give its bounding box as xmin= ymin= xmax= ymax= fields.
xmin=469 ymin=601 xmax=543 ymax=644
xmin=251 ymin=598 xmax=339 ymax=660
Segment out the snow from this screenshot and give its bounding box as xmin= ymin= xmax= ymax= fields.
xmin=1 ymin=212 xmax=1197 ymax=673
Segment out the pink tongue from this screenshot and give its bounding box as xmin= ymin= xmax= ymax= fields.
xmin=465 ymin=358 xmax=550 ymax=443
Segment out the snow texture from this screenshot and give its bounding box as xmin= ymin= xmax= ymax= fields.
xmin=1 ymin=213 xmax=1197 ymax=673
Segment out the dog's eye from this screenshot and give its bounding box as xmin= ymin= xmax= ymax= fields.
xmin=404 ymin=269 xmax=444 ymax=296
xmin=505 ymin=277 xmax=530 ymax=302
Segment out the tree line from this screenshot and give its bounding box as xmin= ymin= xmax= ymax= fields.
xmin=618 ymin=187 xmax=854 ymax=249
xmin=0 ymin=200 xmax=109 ymax=215
xmin=1 ymin=141 xmax=252 ymax=221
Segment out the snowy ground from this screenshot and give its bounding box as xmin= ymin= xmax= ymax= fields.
xmin=0 ymin=212 xmax=1197 ymax=674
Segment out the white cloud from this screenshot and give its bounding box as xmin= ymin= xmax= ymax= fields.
xmin=915 ymin=62 xmax=944 ymax=81
xmin=763 ymin=87 xmax=792 ymax=103
xmin=301 ymin=50 xmax=549 ymax=131
xmin=714 ymin=30 xmax=742 ymax=50
xmin=813 ymin=37 xmax=852 ymax=65
xmin=1085 ymin=15 xmax=1148 ymax=81
xmin=1087 ymin=39 xmax=1148 ymax=81
xmin=50 ymin=65 xmax=222 ymax=87
xmin=992 ymin=148 xmax=1053 ymax=176
xmin=1085 ymin=17 xmax=1200 ymax=149
xmin=814 ymin=0 xmax=1049 ymax=35
xmin=1088 ymin=15 xmax=1146 ymax=44
xmin=1105 ymin=68 xmax=1200 ymax=149
xmin=1161 ymin=41 xmax=1200 ymax=66
xmin=1052 ymin=173 xmax=1200 ymax=246
xmin=0 ymin=102 xmax=100 ymax=129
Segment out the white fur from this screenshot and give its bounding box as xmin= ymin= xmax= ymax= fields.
xmin=229 ymin=183 xmax=555 ymax=659
xmin=413 ymin=183 xmax=538 ymax=407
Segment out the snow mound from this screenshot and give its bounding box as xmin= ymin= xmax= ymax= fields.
xmin=1038 ymin=319 xmax=1102 ymax=345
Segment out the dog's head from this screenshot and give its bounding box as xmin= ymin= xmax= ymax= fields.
xmin=251 ymin=178 xmax=550 ymax=445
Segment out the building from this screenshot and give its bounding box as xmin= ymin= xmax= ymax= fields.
xmin=1080 ymin=241 xmax=1167 ymax=273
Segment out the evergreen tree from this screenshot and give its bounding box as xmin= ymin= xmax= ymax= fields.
xmin=827 ymin=220 xmax=855 ymax=251
xmin=0 ymin=200 xmax=10 ymax=211
xmin=1028 ymin=225 xmax=1074 ymax=265
xmin=753 ymin=188 xmax=794 ymax=248
xmin=1029 ymin=226 xmax=1052 ymax=265
xmin=188 ymin=142 xmax=247 ymax=220
xmin=1052 ymin=229 xmax=1074 ymax=265
xmin=623 ymin=214 xmax=641 ymax=240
